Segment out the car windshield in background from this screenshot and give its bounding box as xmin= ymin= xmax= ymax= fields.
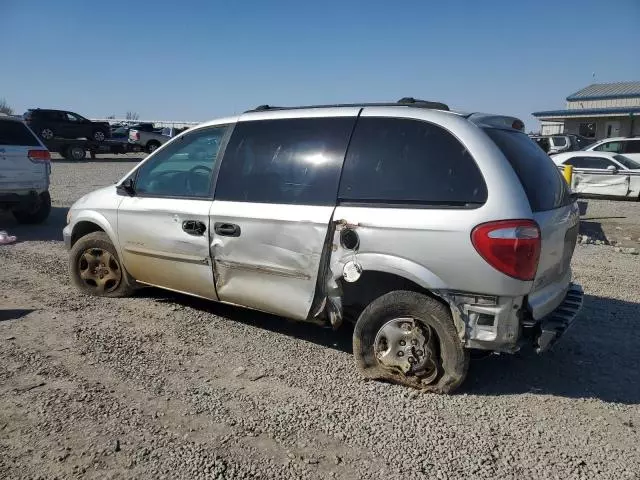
xmin=0 ymin=120 xmax=41 ymax=146
xmin=614 ymin=155 xmax=640 ymax=170
xmin=484 ymin=128 xmax=570 ymax=212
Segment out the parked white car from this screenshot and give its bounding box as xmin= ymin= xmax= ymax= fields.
xmin=552 ymin=151 xmax=640 ymax=199
xmin=582 ymin=137 xmax=640 ymax=162
xmin=0 ymin=114 xmax=52 ymax=223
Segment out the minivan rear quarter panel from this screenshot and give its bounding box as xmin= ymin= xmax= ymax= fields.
xmin=331 ymin=107 xmax=536 ymax=296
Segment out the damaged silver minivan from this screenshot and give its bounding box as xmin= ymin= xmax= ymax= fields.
xmin=64 ymin=99 xmax=583 ymax=393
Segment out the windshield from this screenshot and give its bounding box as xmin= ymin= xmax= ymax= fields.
xmin=614 ymin=155 xmax=640 ymax=169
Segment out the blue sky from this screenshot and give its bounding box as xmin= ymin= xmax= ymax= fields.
xmin=2 ymin=0 xmax=639 ymax=129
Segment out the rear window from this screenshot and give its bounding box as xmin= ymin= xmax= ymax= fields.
xmin=0 ymin=120 xmax=41 ymax=146
xmin=338 ymin=117 xmax=487 ymax=207
xmin=614 ymin=154 xmax=640 ymax=169
xmin=552 ymin=136 xmax=567 ymax=146
xmin=484 ymin=128 xmax=570 ymax=212
xmin=624 ymin=140 xmax=640 ymax=154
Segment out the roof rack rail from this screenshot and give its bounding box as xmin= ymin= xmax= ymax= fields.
xmin=244 ymin=98 xmax=449 ymax=113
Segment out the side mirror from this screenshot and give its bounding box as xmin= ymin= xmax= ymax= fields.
xmin=116 ymin=178 xmax=136 ymax=196
xmin=606 ymin=165 xmax=618 ymax=172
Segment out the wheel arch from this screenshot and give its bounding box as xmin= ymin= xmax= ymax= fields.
xmin=69 ymin=211 xmax=120 ymax=256
xmin=338 ymin=253 xmax=451 ymax=323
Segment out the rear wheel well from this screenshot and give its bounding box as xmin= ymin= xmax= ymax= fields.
xmin=71 ymin=221 xmax=105 ymax=247
xmin=340 ymin=270 xmax=448 ymax=322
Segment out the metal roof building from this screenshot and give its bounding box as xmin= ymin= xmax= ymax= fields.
xmin=533 ymin=81 xmax=640 ymax=139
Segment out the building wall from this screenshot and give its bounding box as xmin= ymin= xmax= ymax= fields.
xmin=566 ymin=97 xmax=640 ymax=109
xmin=540 ymin=122 xmax=564 ymax=135
xmin=563 ymin=117 xmax=639 ymax=139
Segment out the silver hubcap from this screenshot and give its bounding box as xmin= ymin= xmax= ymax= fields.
xmin=94 ymin=131 xmax=105 ymax=141
xmin=149 ymin=144 xmax=158 ymax=152
xmin=42 ymin=129 xmax=53 ymax=139
xmin=374 ymin=318 xmax=439 ymax=383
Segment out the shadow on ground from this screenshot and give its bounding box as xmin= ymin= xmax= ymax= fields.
xmin=579 ymin=220 xmax=608 ymax=242
xmin=0 ymin=309 xmax=36 ymax=322
xmin=142 ymin=288 xmax=355 ymax=355
xmin=0 ymin=207 xmax=67 ymax=242
xmin=140 ymin=288 xmax=640 ymax=404
xmin=466 ymin=294 xmax=640 ymax=404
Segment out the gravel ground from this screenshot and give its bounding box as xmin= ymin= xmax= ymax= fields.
xmin=0 ymin=159 xmax=639 ymax=479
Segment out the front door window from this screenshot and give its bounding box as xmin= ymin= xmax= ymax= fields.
xmin=134 ymin=126 xmax=229 ymax=198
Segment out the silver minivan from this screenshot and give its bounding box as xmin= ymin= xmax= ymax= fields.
xmin=0 ymin=114 xmax=52 ymax=224
xmin=63 ymin=99 xmax=583 ymax=393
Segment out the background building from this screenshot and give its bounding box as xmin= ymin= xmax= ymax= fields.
xmin=533 ymin=81 xmax=640 ymax=139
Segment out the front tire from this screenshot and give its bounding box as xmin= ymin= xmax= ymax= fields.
xmin=353 ymin=290 xmax=469 ymax=393
xmin=12 ymin=191 xmax=52 ymax=224
xmin=69 ymin=231 xmax=136 ymax=297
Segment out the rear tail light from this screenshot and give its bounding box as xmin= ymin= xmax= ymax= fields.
xmin=28 ymin=149 xmax=51 ymax=163
xmin=471 ymin=220 xmax=541 ymax=281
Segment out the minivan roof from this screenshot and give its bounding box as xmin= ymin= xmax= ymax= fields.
xmin=244 ymin=97 xmax=450 ymax=113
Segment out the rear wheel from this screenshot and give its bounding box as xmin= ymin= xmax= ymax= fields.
xmin=66 ymin=145 xmax=86 ymax=161
xmin=12 ymin=191 xmax=52 ymax=224
xmin=40 ymin=128 xmax=54 ymax=140
xmin=92 ymin=129 xmax=106 ymax=142
xmin=353 ymin=290 xmax=469 ymax=393
xmin=146 ymin=141 xmax=160 ymax=153
xmin=69 ymin=231 xmax=135 ymax=297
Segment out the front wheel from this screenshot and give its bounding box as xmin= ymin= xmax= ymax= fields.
xmin=353 ymin=290 xmax=469 ymax=393
xmin=12 ymin=191 xmax=52 ymax=224
xmin=69 ymin=231 xmax=136 ymax=297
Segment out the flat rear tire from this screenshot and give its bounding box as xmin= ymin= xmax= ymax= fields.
xmin=353 ymin=290 xmax=469 ymax=393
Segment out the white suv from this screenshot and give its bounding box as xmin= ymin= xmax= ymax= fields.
xmin=0 ymin=115 xmax=52 ymax=224
xmin=584 ymin=137 xmax=640 ymax=161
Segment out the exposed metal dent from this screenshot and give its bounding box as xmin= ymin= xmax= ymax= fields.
xmin=432 ymin=292 xmax=468 ymax=343
xmin=215 ymin=259 xmax=311 ymax=280
xmin=124 ymin=246 xmax=209 ymax=265
xmin=210 ymin=202 xmax=334 ymax=320
xmin=437 ymin=290 xmax=523 ymax=353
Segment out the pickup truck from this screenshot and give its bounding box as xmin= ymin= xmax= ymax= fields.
xmin=128 ymin=126 xmax=189 ymax=153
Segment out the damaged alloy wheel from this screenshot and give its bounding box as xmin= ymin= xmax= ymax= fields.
xmin=69 ymin=231 xmax=136 ymax=298
xmin=353 ymin=291 xmax=469 ymax=393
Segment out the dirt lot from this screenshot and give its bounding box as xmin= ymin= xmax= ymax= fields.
xmin=1 ymin=158 xmax=639 ymax=479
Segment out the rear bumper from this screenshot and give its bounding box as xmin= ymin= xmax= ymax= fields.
xmin=0 ymin=190 xmax=43 ymax=209
xmin=534 ymin=283 xmax=583 ymax=353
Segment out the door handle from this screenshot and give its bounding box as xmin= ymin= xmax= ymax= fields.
xmin=214 ymin=222 xmax=241 ymax=237
xmin=182 ymin=220 xmax=206 ymax=236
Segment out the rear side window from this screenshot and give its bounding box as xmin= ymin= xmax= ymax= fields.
xmin=0 ymin=121 xmax=41 ymax=146
xmin=624 ymin=141 xmax=640 ymax=154
xmin=484 ymin=128 xmax=570 ymax=212
xmin=338 ymin=117 xmax=487 ymax=206
xmin=215 ymin=117 xmax=355 ymax=205
xmin=565 ymin=156 xmax=615 ymax=169
xmin=614 ymin=154 xmax=640 ymax=169
xmin=594 ymin=141 xmax=623 ymax=153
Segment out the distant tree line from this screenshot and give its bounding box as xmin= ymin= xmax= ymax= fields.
xmin=0 ymin=98 xmax=13 ymax=115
